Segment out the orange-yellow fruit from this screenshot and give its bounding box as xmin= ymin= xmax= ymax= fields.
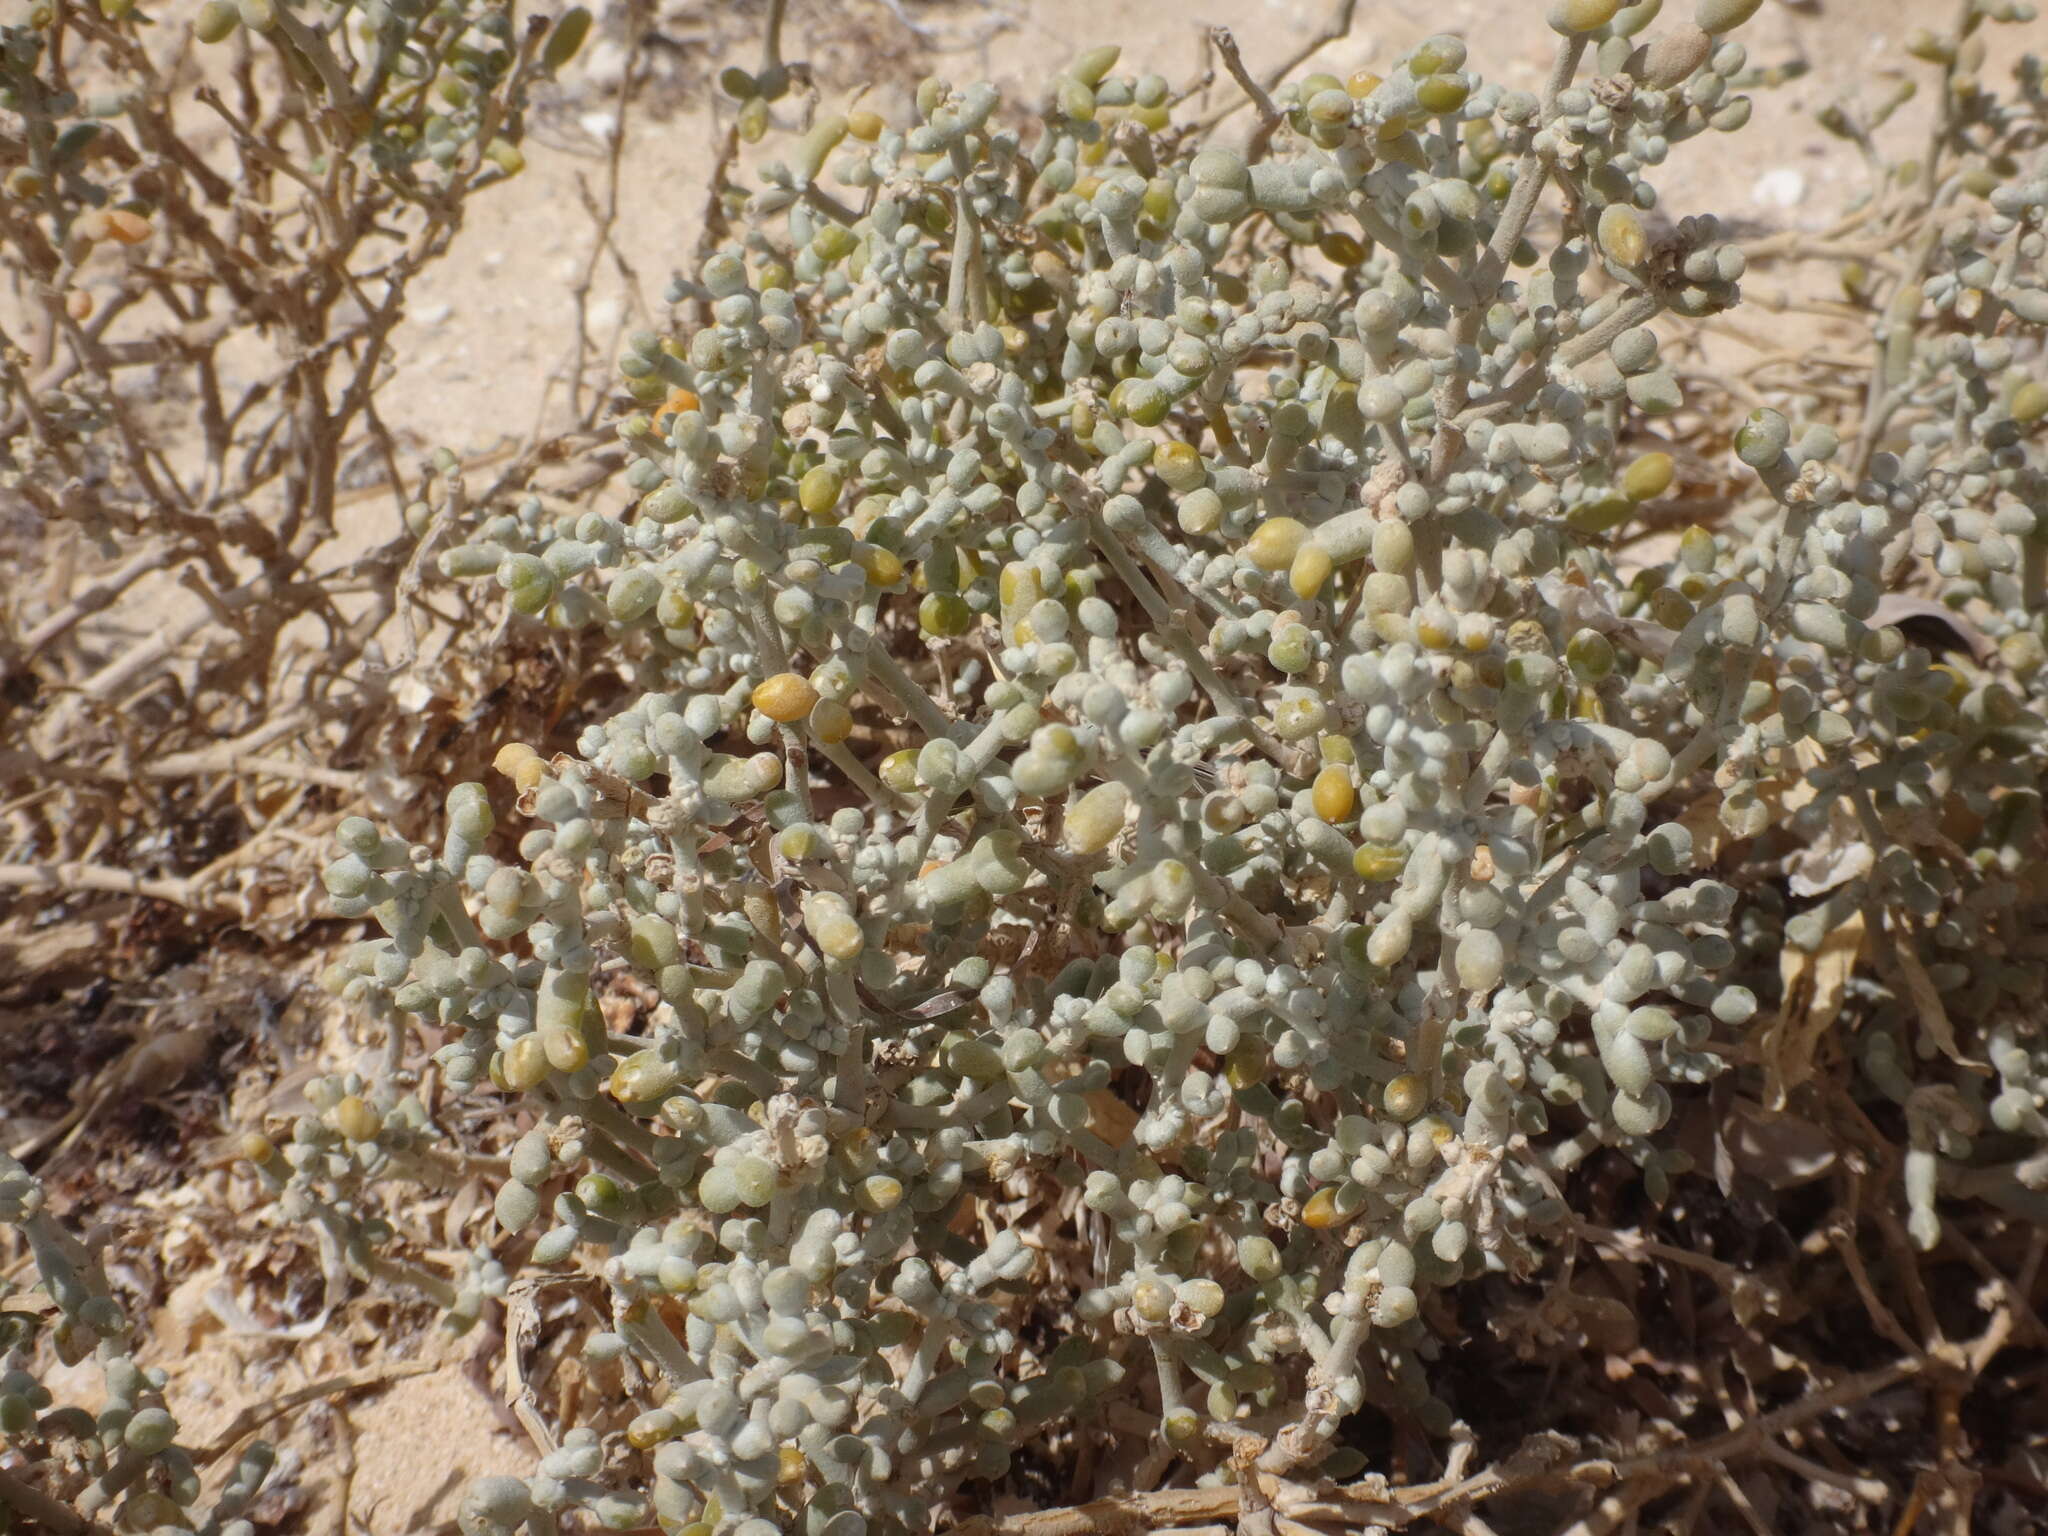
xmin=652 ymin=387 xmax=700 ymax=427
xmin=1302 ymin=1187 xmax=1350 ymax=1229
xmin=104 ymin=209 xmax=152 ymax=245
xmin=335 ymin=1095 xmax=382 ymax=1142
xmin=753 ymin=672 xmax=819 ymax=723
xmin=1312 ymin=765 xmax=1356 ymax=823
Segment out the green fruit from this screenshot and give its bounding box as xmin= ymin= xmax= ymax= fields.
xmin=920 ymin=592 xmax=973 ymax=637
xmin=1695 ymin=0 xmax=1763 ymax=31
xmin=1549 ymin=0 xmax=1622 ymax=33
xmin=543 ymin=6 xmax=592 ymax=72
xmin=1621 ymin=452 xmax=1675 ymax=500
xmin=195 ymin=0 xmax=239 ymax=42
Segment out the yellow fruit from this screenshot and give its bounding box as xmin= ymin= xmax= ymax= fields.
xmin=1384 ymin=1073 xmax=1427 ymax=1120
xmin=502 ymin=1034 xmax=550 ymax=1090
xmin=1065 ymin=782 xmax=1130 ymax=854
xmin=798 ymin=464 xmax=844 ymax=516
xmin=853 ymin=544 xmax=904 ymax=585
xmin=1551 ymin=0 xmax=1622 ymax=34
xmin=334 ymin=1095 xmax=381 ymax=1141
xmin=922 ymin=592 xmax=974 ymax=637
xmin=1153 ymin=439 xmax=1201 ymax=485
xmin=1621 ymin=451 xmax=1675 ymax=501
xmin=803 ymin=892 xmax=866 ymax=961
xmin=1245 ymin=517 xmax=1309 ymax=572
xmin=1224 ymin=1043 xmax=1268 ymax=1090
xmin=1597 ymin=203 xmax=1647 ymax=268
xmin=1302 ymin=1187 xmax=1350 ymax=1229
xmin=626 ymin=1413 xmax=676 ymax=1450
xmin=857 ymin=1174 xmax=904 ymax=1212
xmin=1415 ymin=75 xmax=1470 ymax=114
xmin=879 ymin=749 xmax=921 ymax=795
xmin=1353 ymin=843 xmax=1405 ymax=880
xmin=542 ymin=1024 xmax=589 ymax=1073
xmin=753 ymin=672 xmax=819 ymax=723
xmin=494 ymin=741 xmax=537 ymax=778
xmin=1312 ymin=765 xmax=1356 ymax=823
xmin=1289 ymin=543 xmax=1335 ymax=599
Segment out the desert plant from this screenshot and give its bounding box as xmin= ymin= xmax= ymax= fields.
xmin=302 ymin=0 xmax=2048 ymax=1529
xmin=10 ymin=0 xmax=2048 ymax=1533
xmin=0 ymin=1150 xmax=275 ymax=1536
xmin=0 ymin=0 xmax=592 ymax=930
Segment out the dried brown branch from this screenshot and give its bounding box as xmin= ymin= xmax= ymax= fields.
xmin=0 ymin=1465 xmax=119 ymax=1536
xmin=0 ymin=860 xmax=208 ymax=908
xmin=193 ymin=1360 xmax=439 ymax=1465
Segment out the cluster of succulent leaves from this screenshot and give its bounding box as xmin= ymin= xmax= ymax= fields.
xmin=10 ymin=0 xmax=2048 ymax=1532
xmin=1 ymin=1154 xmax=276 ymax=1536
xmin=286 ymin=0 xmax=2048 ymax=1531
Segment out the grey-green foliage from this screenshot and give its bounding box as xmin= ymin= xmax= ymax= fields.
xmin=0 ymin=1153 xmax=276 ymax=1535
xmin=288 ymin=2 xmax=2048 ymax=1532
xmin=1 ymin=0 xmax=590 ymax=1527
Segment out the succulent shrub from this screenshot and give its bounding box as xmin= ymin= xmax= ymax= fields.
xmin=12 ymin=0 xmax=2048 ymax=1533
xmin=299 ymin=1 xmax=2048 ymax=1530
